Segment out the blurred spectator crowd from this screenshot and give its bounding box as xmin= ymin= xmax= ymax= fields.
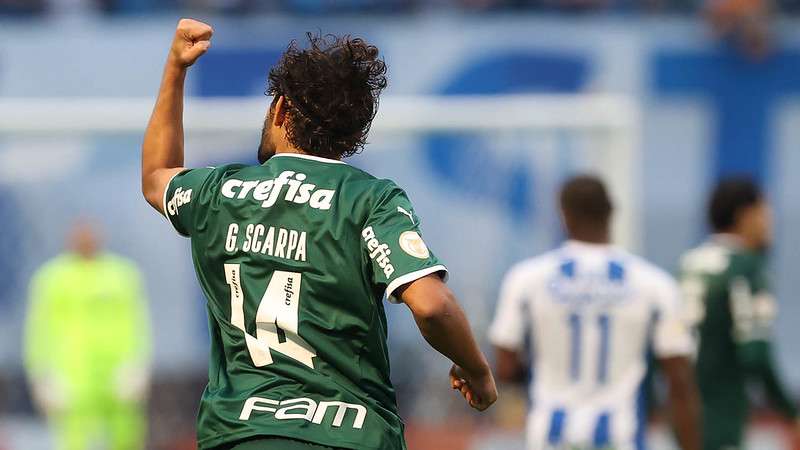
xmin=1 ymin=0 xmax=799 ymax=16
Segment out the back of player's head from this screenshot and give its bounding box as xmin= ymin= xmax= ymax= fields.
xmin=559 ymin=175 xmax=613 ymax=230
xmin=708 ymin=176 xmax=763 ymax=232
xmin=267 ymin=33 xmax=388 ymax=160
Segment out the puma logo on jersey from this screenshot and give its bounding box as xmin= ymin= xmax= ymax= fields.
xmin=362 ymin=226 xmax=395 ymax=279
xmin=221 ymin=171 xmax=336 ymax=210
xmin=167 ymin=187 xmax=192 ymax=216
xmin=240 ymin=396 xmax=367 ymax=430
xmin=397 ymin=206 xmax=415 ymax=224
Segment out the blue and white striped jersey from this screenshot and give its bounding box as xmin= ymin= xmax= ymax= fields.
xmin=489 ymin=241 xmax=693 ymax=450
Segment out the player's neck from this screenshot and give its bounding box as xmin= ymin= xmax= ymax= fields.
xmin=69 ymin=250 xmax=99 ymax=260
xmin=275 ymin=146 xmax=306 ymax=156
xmin=570 ymin=237 xmax=610 ymax=246
xmin=275 ymin=146 xmax=340 ymax=161
xmin=567 ymin=228 xmax=610 ymax=245
xmin=713 ymin=232 xmax=755 ymax=251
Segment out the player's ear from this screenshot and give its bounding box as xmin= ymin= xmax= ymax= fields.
xmin=273 ymin=95 xmax=288 ymax=127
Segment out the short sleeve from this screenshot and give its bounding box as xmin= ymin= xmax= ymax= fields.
xmin=361 ymin=183 xmax=447 ymax=303
xmin=652 ymin=274 xmax=694 ymax=358
xmin=488 ymin=266 xmax=529 ymax=352
xmin=162 ymin=167 xmax=215 ymax=237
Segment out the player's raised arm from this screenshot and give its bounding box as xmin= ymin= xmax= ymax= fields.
xmin=399 ymin=274 xmax=497 ymax=411
xmin=141 ymin=18 xmax=213 ymax=214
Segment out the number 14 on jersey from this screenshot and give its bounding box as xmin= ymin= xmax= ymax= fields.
xmin=224 ymin=264 xmax=317 ymax=369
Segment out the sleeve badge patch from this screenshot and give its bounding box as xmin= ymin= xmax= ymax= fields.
xmin=399 ymin=231 xmax=430 ymax=259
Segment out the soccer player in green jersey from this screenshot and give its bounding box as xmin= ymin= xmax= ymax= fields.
xmin=141 ymin=19 xmax=497 ymax=450
xmin=680 ymin=177 xmax=799 ymax=450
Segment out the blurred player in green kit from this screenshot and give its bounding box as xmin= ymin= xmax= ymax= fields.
xmin=24 ymin=221 xmax=151 ymax=450
xmin=680 ymin=178 xmax=799 ymax=450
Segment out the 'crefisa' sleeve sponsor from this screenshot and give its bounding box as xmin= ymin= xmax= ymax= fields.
xmin=163 ymin=167 xmax=215 ymax=237
xmin=362 ymin=183 xmax=447 ymax=303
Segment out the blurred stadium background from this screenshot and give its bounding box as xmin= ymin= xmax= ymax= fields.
xmin=2 ymin=0 xmax=800 ymax=449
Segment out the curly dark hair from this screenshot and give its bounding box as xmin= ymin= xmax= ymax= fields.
xmin=267 ymin=33 xmax=388 ymax=160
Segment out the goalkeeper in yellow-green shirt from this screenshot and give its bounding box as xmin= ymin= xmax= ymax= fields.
xmin=24 ymin=221 xmax=151 ymax=450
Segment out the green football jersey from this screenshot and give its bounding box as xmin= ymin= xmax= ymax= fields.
xmin=162 ymin=153 xmax=447 ymax=450
xmin=679 ymin=235 xmax=797 ymax=450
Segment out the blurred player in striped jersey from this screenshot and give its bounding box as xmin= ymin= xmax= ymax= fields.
xmin=489 ymin=175 xmax=701 ymax=450
xmin=680 ymin=177 xmax=799 ymax=450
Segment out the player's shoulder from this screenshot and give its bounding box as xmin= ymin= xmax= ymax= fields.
xmin=679 ymin=238 xmax=734 ymax=275
xmin=503 ymin=249 xmax=565 ymax=283
xmin=678 ymin=243 xmax=708 ymax=271
xmin=98 ymin=253 xmax=142 ymax=276
xmin=33 ymin=254 xmax=72 ymax=279
xmin=173 ymin=163 xmax=250 ymax=193
xmin=723 ymin=252 xmax=764 ymax=284
xmin=340 ymin=166 xmax=398 ymax=195
xmin=338 ymin=161 xmax=381 ymax=181
xmin=727 ymin=246 xmax=762 ymax=267
xmin=612 ymin=249 xmax=677 ymax=290
xmin=32 ymin=253 xmax=109 ymax=284
xmin=203 ymin=163 xmax=254 ymax=180
xmin=338 ymin=168 xmax=409 ymax=210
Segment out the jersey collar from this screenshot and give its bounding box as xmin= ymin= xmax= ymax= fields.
xmin=709 ymin=233 xmax=745 ymax=250
xmin=270 ymin=153 xmax=347 ymax=165
xmin=563 ymin=240 xmax=614 ymax=252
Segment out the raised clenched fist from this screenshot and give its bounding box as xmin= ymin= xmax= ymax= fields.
xmin=169 ymin=18 xmax=213 ymax=68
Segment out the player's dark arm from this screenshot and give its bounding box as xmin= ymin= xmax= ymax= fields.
xmin=738 ymin=340 xmax=799 ymax=419
xmin=493 ymin=346 xmax=526 ymax=383
xmin=141 ymin=19 xmax=213 ymax=213
xmin=400 ymin=275 xmax=489 ymax=378
xmin=399 ymin=274 xmax=498 ymax=411
xmin=659 ymin=356 xmax=702 ymax=450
